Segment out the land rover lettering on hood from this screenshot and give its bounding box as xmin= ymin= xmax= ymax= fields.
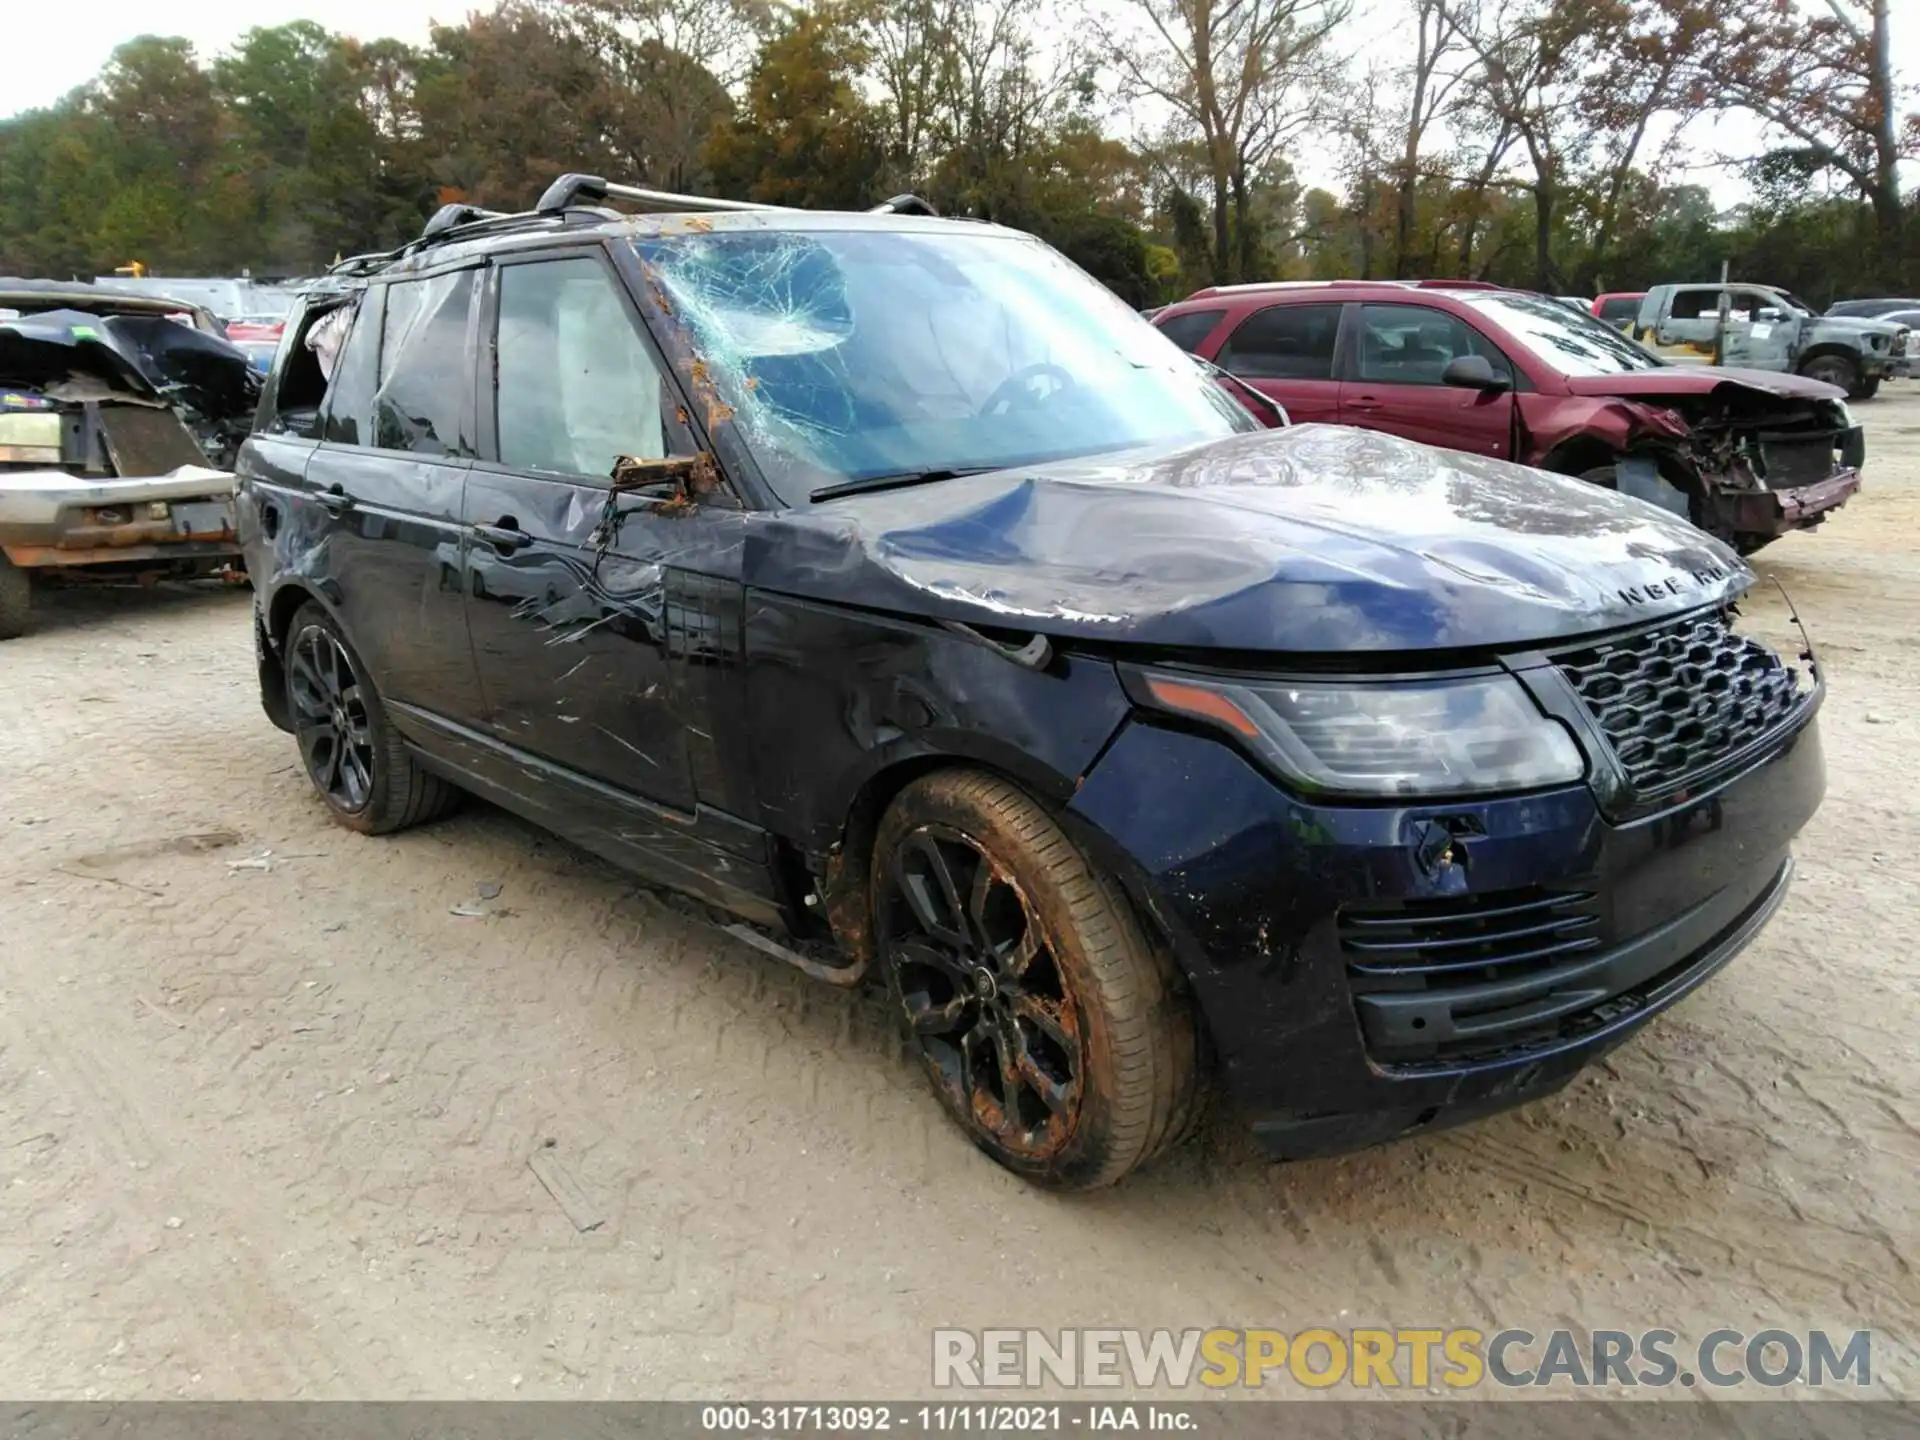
xmin=236 ymin=176 xmax=1826 ymax=1188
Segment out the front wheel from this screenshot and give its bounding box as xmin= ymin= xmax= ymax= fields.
xmin=872 ymin=770 xmax=1202 ymax=1189
xmin=283 ymin=602 xmax=458 ymax=834
xmin=1798 ymin=353 xmax=1859 ymax=395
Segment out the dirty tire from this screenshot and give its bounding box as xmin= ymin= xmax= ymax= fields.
xmin=873 ymin=769 xmax=1202 ymax=1190
xmin=1798 ymin=353 xmax=1859 ymax=395
xmin=0 ymin=555 xmax=28 ymax=640
xmin=1855 ymin=378 xmax=1881 ymax=401
xmin=283 ymin=602 xmax=458 ymax=835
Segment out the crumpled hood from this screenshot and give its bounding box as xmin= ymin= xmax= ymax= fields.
xmin=0 ymin=308 xmax=259 ymax=420
xmin=751 ymin=425 xmax=1750 ymax=654
xmin=1564 ymin=367 xmax=1846 ymax=404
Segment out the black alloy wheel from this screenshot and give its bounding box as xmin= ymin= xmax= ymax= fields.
xmin=288 ymin=624 xmax=375 ymax=813
xmin=281 ymin=602 xmax=457 ymax=834
xmin=873 ymin=770 xmax=1202 ymax=1189
xmin=884 ymin=822 xmax=1084 ymax=1158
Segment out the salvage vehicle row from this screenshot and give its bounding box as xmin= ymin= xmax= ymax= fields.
xmin=0 ymin=280 xmax=259 ymax=638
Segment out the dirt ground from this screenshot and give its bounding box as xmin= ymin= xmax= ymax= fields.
xmin=1 ymin=393 xmax=1916 ymax=1403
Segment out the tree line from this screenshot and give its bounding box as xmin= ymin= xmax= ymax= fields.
xmin=0 ymin=0 xmax=1914 ymax=308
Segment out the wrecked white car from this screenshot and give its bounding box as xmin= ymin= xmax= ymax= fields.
xmin=0 ymin=280 xmax=262 ymax=638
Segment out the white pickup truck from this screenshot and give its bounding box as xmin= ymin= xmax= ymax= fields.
xmin=0 ymin=280 xmax=261 ymax=638
xmin=1629 ymin=282 xmax=1913 ymax=399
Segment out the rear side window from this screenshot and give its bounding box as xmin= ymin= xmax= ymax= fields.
xmin=1668 ymin=290 xmax=1723 ymax=321
xmin=1596 ymin=296 xmax=1639 ymax=324
xmin=319 ymin=288 xmax=384 ymax=446
xmin=373 ymin=272 xmax=477 ymax=456
xmin=1155 ymin=308 xmax=1226 ymax=353
xmin=1219 ymin=304 xmax=1341 ymax=379
xmin=494 ymin=257 xmax=680 ymax=480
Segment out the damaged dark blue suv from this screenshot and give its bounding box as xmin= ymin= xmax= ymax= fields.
xmin=237 ymin=175 xmax=1825 ymax=1188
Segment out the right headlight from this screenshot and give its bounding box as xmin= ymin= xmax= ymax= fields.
xmin=1123 ymin=668 xmax=1587 ymax=799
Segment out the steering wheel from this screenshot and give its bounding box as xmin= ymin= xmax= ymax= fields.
xmin=978 ymin=362 xmax=1076 ymax=416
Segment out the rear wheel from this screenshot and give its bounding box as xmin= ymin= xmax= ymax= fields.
xmin=1798 ymin=353 xmax=1859 ymax=395
xmin=0 ymin=556 xmax=29 ymax=640
xmin=283 ymin=602 xmax=458 ymax=834
xmin=872 ymin=769 xmax=1202 ymax=1189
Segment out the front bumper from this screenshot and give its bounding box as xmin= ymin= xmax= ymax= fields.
xmin=1067 ymin=709 xmax=1824 ymax=1161
xmin=1710 ymin=468 xmax=1860 ymax=538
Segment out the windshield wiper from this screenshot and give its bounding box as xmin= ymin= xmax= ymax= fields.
xmin=809 ymin=468 xmax=987 ymax=502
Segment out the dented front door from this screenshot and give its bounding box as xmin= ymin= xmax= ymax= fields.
xmin=460 ymin=251 xmax=738 ymax=815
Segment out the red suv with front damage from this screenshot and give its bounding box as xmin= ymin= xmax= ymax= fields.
xmin=1154 ymin=281 xmax=1863 ymax=554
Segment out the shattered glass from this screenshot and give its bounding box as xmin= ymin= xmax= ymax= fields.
xmin=632 ymin=228 xmax=1253 ymax=503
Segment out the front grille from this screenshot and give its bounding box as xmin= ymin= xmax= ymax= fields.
xmin=1341 ymin=886 xmax=1601 ymax=988
xmin=1555 ymin=611 xmax=1808 ymax=802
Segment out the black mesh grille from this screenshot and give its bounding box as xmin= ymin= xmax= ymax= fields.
xmin=1556 ymin=611 xmax=1807 ymax=800
xmin=1341 ymin=887 xmax=1601 ymax=986
xmin=1755 ymin=433 xmax=1840 ymax=490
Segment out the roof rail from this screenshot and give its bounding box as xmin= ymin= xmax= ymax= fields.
xmin=536 ymin=172 xmax=787 ymax=215
xmin=334 ymin=174 xmax=946 ymax=279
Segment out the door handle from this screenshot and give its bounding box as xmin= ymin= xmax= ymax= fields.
xmin=1346 ymin=396 xmax=1383 ymax=411
xmin=316 ymin=485 xmax=353 ymax=516
xmin=472 ymin=519 xmax=532 ymax=553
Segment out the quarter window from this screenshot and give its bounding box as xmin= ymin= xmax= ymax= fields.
xmin=494 ymin=258 xmax=678 ymax=479
xmin=1155 ymin=308 xmax=1226 ymax=353
xmin=1218 ymin=304 xmax=1341 ymax=380
xmin=373 ymin=272 xmax=477 ymax=456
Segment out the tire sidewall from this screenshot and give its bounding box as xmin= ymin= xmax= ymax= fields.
xmin=1802 ymin=355 xmax=1858 ymax=393
xmin=872 ymin=779 xmax=1131 ymax=1188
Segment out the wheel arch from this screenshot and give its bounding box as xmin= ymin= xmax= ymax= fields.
xmin=819 ymin=742 xmax=1190 ymax=1005
xmin=1795 ymin=343 xmax=1861 ymax=377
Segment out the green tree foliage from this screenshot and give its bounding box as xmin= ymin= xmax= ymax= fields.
xmin=703 ymin=5 xmax=887 ymax=208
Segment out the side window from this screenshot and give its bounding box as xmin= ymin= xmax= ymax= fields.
xmin=319 ymin=287 xmax=384 ymax=446
xmin=494 ymin=257 xmax=679 ymax=480
xmin=1356 ymin=304 xmax=1492 ymax=386
xmin=1155 ymin=308 xmax=1226 ymax=353
xmin=1218 ymin=304 xmax=1341 ymax=379
xmin=1598 ymin=296 xmax=1637 ymax=324
xmin=373 ymin=272 xmax=477 ymax=456
xmin=1668 ymin=290 xmax=1722 ymax=322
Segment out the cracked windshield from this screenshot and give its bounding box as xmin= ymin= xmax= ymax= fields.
xmin=635 ymin=228 xmax=1251 ymax=500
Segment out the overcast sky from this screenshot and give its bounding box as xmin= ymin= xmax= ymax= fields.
xmin=4 ymin=0 xmax=1916 ymax=208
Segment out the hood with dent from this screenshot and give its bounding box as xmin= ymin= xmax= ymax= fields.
xmin=749 ymin=425 xmax=1749 ymax=654
xmin=1562 ymin=367 xmax=1845 ymax=404
xmin=1810 ymin=314 xmax=1904 ymax=338
xmin=0 ymin=308 xmax=259 ymax=420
